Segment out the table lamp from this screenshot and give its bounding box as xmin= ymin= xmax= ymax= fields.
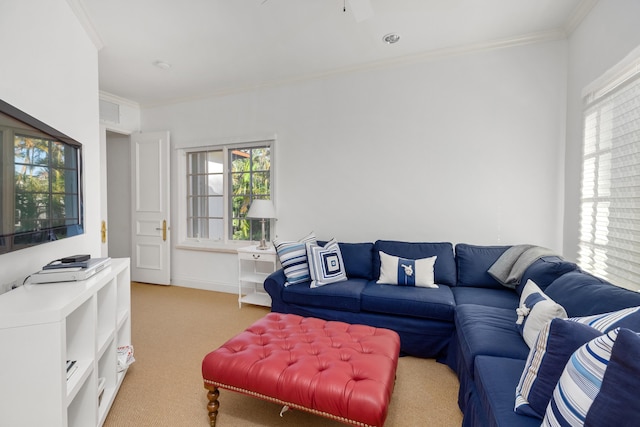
xmin=246 ymin=199 xmax=276 ymax=250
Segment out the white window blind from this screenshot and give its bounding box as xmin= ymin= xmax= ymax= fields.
xmin=578 ymin=54 xmax=640 ymax=291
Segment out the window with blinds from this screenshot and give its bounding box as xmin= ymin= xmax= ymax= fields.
xmin=578 ymin=57 xmax=640 ymax=291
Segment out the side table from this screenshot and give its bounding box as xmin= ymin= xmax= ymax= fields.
xmin=237 ymin=245 xmax=277 ymax=308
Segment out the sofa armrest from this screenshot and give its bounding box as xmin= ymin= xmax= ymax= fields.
xmin=264 ymin=269 xmax=287 ymax=310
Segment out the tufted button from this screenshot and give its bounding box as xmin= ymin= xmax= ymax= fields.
xmin=227 ymin=344 xmax=246 ymax=353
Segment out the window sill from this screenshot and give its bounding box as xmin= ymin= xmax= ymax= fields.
xmin=176 ymin=240 xmax=258 ymax=254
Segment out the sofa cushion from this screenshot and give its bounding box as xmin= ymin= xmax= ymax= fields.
xmin=542 ymin=328 xmax=622 ymax=426
xmin=517 ymin=256 xmax=577 ymax=295
xmin=318 ymin=241 xmax=375 ymax=280
xmin=361 ymin=282 xmax=455 ymax=321
xmin=306 ymin=239 xmax=348 ymax=288
xmin=377 ymin=251 xmax=437 ymax=288
xmin=455 ymin=304 xmax=531 ymax=379
xmin=451 ymin=286 xmax=519 ymax=310
xmin=544 ymin=271 xmax=640 ymax=317
xmin=515 ymin=318 xmax=602 ymax=419
xmin=455 ymin=244 xmax=510 ymax=289
xmin=474 ymin=356 xmax=542 ymax=427
xmin=373 ymin=241 xmax=456 ymax=286
xmin=282 ymin=278 xmax=367 ymax=313
xmin=517 ymin=280 xmax=567 ymax=348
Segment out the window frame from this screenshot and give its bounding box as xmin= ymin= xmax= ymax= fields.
xmin=176 ymin=136 xmax=275 ymax=251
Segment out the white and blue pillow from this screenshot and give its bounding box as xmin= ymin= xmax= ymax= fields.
xmin=306 ymin=239 xmax=348 ymax=288
xmin=273 ymin=232 xmax=316 ymax=286
xmin=377 ymin=251 xmax=438 ymax=288
xmin=580 ymin=328 xmax=640 ymax=425
xmin=542 ymin=328 xmax=638 ymax=426
xmin=515 ymin=318 xmax=602 ymax=418
xmin=568 ymin=305 xmax=640 ymax=332
xmin=515 ymin=305 xmax=640 ymax=420
xmin=517 ymin=280 xmax=567 ymax=348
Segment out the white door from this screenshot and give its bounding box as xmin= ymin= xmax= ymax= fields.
xmin=131 ymin=131 xmax=171 ymax=284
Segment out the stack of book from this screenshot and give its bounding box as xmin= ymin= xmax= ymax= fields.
xmin=66 ymin=360 xmax=78 ymax=380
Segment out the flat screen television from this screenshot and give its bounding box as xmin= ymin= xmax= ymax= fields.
xmin=0 ymin=99 xmax=83 ymax=254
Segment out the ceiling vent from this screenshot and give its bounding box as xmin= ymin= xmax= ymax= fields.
xmin=99 ymin=99 xmax=120 ymax=124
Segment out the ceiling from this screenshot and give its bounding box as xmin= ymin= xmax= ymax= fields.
xmin=74 ymin=0 xmax=596 ymax=107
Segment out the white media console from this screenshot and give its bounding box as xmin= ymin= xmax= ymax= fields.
xmin=0 ymin=258 xmax=131 ymax=426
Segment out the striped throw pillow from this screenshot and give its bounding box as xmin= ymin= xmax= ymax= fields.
xmin=542 ymin=328 xmax=620 ymax=426
xmin=568 ymin=305 xmax=640 ymax=332
xmin=273 ymin=232 xmax=316 ymax=286
xmin=515 ymin=318 xmax=602 ymax=418
xmin=583 ymin=329 xmax=640 ymax=425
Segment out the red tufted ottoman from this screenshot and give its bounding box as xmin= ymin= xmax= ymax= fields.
xmin=202 ymin=313 xmax=400 ymax=427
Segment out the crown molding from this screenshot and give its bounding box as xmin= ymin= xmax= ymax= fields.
xmin=564 ymin=0 xmax=599 ymax=35
xmin=142 ymin=29 xmax=566 ymax=109
xmin=100 ymin=91 xmax=140 ymax=110
xmin=66 ymin=0 xmax=104 ymax=50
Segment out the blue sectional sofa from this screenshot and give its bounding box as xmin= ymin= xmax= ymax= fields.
xmin=264 ymin=240 xmax=640 ymax=426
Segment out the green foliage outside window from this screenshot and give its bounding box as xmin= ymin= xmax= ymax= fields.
xmin=230 ymin=146 xmax=271 ymax=241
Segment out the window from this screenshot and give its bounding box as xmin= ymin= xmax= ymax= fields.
xmin=180 ymin=139 xmax=273 ymax=247
xmin=187 ymin=150 xmax=224 ymax=240
xmin=578 ymin=49 xmax=640 ymax=291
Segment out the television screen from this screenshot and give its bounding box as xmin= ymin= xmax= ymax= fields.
xmin=0 ymin=99 xmax=83 ymax=254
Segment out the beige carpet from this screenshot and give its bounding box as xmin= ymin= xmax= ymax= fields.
xmin=103 ymin=283 xmax=463 ymax=426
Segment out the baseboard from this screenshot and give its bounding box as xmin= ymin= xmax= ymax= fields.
xmin=170 ymin=275 xmax=254 ymax=296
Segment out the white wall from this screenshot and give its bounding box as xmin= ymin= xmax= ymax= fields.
xmin=563 ymin=0 xmax=640 ymax=261
xmin=142 ymin=39 xmax=568 ymax=293
xmin=0 ymin=0 xmax=99 ymax=287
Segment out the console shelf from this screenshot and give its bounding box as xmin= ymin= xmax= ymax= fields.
xmin=0 ymin=258 xmax=131 ymax=427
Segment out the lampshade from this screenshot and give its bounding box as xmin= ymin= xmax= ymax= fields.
xmin=246 ymin=199 xmax=276 ymax=219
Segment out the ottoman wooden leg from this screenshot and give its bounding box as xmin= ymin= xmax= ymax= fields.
xmin=205 ymin=384 xmax=220 ymax=426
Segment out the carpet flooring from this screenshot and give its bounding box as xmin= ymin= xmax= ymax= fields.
xmin=103 ymin=282 xmax=463 ymax=426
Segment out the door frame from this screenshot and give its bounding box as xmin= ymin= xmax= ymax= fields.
xmin=100 ymin=125 xmax=133 ymax=258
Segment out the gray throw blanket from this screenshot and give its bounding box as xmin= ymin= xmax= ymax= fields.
xmin=488 ymin=244 xmax=557 ymax=289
